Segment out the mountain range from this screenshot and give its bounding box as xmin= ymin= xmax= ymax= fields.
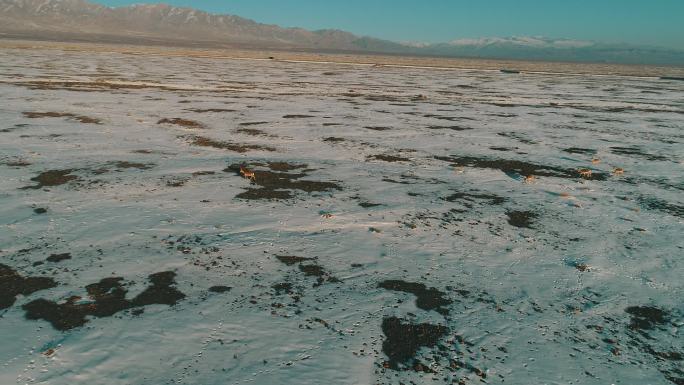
xmin=1 ymin=0 xmax=683 ymax=66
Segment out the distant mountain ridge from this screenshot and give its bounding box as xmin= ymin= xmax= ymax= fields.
xmin=447 ymin=37 xmax=596 ymax=49
xmin=0 ymin=0 xmax=408 ymax=51
xmin=1 ymin=0 xmax=683 ymax=66
xmin=423 ymin=36 xmax=684 ymax=66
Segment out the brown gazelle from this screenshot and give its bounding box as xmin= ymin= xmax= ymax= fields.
xmin=239 ymin=164 xmax=256 ymax=182
xmin=578 ymin=168 xmax=593 ymax=179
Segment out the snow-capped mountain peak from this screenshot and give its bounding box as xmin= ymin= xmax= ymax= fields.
xmin=447 ymin=36 xmax=595 ymax=49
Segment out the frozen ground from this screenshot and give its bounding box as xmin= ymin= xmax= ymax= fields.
xmin=0 ymin=48 xmax=682 ymax=385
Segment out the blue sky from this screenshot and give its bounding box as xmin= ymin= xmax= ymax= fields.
xmin=95 ymin=0 xmax=684 ymax=49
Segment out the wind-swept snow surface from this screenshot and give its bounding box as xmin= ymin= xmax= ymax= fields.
xmin=0 ymin=48 xmax=682 ymax=385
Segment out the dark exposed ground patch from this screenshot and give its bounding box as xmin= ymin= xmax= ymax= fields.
xmin=381 ymin=317 xmax=448 ymax=370
xmin=633 ymin=176 xmax=684 ymax=192
xmin=236 ymin=128 xmax=271 ymax=137
xmin=573 ymin=104 xmax=684 ymax=115
xmin=23 ymin=271 xmax=185 ymax=331
xmin=158 ymin=118 xmax=205 ymax=129
xmin=489 ymin=112 xmax=518 ymax=118
xmin=626 ymin=306 xmax=670 ymax=331
xmin=208 ymin=286 xmax=232 ymax=293
xmin=23 ymin=111 xmax=101 ymax=124
xmin=239 ymin=121 xmax=269 ymax=127
xmin=651 ymin=351 xmax=683 ymax=361
xmin=323 ymin=137 xmax=345 ymax=143
xmin=563 ymin=147 xmax=597 ymax=155
xmin=192 ymin=171 xmax=216 ymax=177
xmin=34 ymin=207 xmax=48 ymax=214
xmin=186 ymin=108 xmax=236 ymax=113
xmin=87 ymin=161 xmax=154 ymax=176
xmin=382 ymin=179 xmax=407 ymax=185
xmin=450 ymin=360 xmax=488 ymax=379
xmin=580 ymin=304 xmax=682 ymax=385
xmin=611 ymin=147 xmax=670 ymax=162
xmin=506 ymin=210 xmax=538 ymax=228
xmin=498 ymin=132 xmax=538 ymax=145
xmin=283 ymin=114 xmax=314 ymax=119
xmin=131 ymin=149 xmax=175 ymax=155
xmin=444 ymin=191 xmax=506 ymax=207
xmin=225 ymin=162 xmax=340 ymax=200
xmin=110 ymin=161 xmax=154 ymax=170
xmin=428 ymin=125 xmax=473 ymax=131
xmin=276 ymin=255 xmax=313 ymax=266
xmin=19 ymin=80 xmax=174 ymax=92
xmin=235 ymin=188 xmax=293 ymax=200
xmin=46 ymin=253 xmax=71 ymax=263
xmin=378 ymin=280 xmax=452 ymax=315
xmin=21 ymin=169 xmax=79 ymax=189
xmin=131 ymin=272 xmax=185 ymax=307
xmin=272 ymin=282 xmax=293 ymax=295
xmin=382 ymin=173 xmax=446 ymax=185
xmin=0 ymin=124 xmax=29 ymax=133
xmin=436 ymin=155 xmax=608 ymax=181
xmin=275 ymin=256 xmax=339 ymax=286
xmin=367 ymin=154 xmax=410 ymax=163
xmin=364 ymin=95 xmax=402 ymax=102
xmin=0 ymin=264 xmax=57 ymax=310
xmin=365 ymin=126 xmax=392 ymax=131
xmin=184 ymin=135 xmax=276 ymax=153
xmin=359 ymin=201 xmax=382 ymax=208
xmin=638 ymin=196 xmax=684 ymax=218
xmin=423 ymin=114 xmax=468 ymax=122
xmin=298 ymin=264 xmax=341 ymax=286
xmin=266 ymin=162 xmax=307 ymax=172
xmin=664 ymin=374 xmax=684 ymax=385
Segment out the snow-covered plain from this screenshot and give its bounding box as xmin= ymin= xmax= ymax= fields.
xmin=0 ymin=48 xmax=682 ymax=385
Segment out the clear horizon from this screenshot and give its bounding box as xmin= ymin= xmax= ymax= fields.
xmin=94 ymin=0 xmax=684 ymax=50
